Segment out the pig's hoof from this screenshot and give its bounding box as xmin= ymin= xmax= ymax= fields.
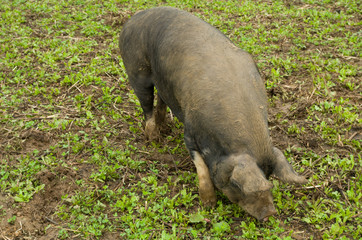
xmin=200 ymin=192 xmax=217 ymax=207
xmin=145 ymin=119 xmax=160 ymax=141
xmin=203 ymin=198 xmax=217 ymax=207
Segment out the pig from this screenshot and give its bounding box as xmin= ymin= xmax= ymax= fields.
xmin=119 ymin=7 xmax=307 ymax=221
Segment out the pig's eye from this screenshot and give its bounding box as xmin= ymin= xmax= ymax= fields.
xmin=246 ymin=191 xmax=263 ymax=199
xmin=230 ymin=180 xmax=242 ymax=190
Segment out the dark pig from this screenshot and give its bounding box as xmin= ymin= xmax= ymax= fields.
xmin=119 ymin=7 xmax=307 ymax=221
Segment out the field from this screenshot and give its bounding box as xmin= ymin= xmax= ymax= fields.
xmin=0 ymin=0 xmax=361 ymax=239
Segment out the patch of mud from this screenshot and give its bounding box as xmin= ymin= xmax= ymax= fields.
xmin=21 ymin=130 xmax=52 ymax=153
xmin=0 ymin=167 xmax=78 ymax=240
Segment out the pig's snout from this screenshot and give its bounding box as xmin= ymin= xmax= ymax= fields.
xmin=238 ymin=192 xmax=277 ymax=221
xmin=242 ymin=203 xmax=277 ymax=221
xmin=259 ymin=205 xmax=277 ymax=221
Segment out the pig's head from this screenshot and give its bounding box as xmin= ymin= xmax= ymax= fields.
xmin=213 ymin=149 xmax=307 ymax=221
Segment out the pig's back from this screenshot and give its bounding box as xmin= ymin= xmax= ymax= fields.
xmin=120 ymin=7 xmax=273 ymax=158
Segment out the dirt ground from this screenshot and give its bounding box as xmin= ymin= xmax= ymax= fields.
xmin=0 ymin=3 xmax=361 ymax=240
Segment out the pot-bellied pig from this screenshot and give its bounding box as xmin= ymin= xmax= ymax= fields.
xmin=119 ymin=7 xmax=307 ymax=221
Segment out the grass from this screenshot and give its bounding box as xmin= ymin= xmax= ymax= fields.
xmin=0 ymin=0 xmax=361 ymax=239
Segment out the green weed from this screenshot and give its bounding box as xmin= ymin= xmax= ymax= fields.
xmin=0 ymin=0 xmax=360 ymax=239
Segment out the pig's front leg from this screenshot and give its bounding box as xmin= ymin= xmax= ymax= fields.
xmin=192 ymin=151 xmax=217 ymax=207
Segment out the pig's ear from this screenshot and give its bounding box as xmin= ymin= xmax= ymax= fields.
xmin=272 ymin=147 xmax=308 ymax=185
xmin=231 ymin=162 xmax=273 ymax=194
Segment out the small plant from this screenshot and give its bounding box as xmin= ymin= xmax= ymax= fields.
xmin=0 ymin=0 xmax=360 ymax=239
xmin=0 ymin=205 xmax=5 ymax=217
xmin=8 ymin=215 xmax=16 ymax=225
xmin=287 ymin=123 xmax=305 ymax=135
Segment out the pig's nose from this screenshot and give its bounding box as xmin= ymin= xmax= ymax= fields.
xmin=259 ymin=207 xmax=277 ymax=222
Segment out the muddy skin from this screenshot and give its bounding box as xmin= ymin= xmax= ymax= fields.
xmin=119 ymin=6 xmax=307 ymax=221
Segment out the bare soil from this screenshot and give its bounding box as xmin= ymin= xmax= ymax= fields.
xmin=0 ymin=4 xmax=360 ymax=240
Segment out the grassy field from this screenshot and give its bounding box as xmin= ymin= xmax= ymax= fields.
xmin=0 ymin=0 xmax=361 ymax=239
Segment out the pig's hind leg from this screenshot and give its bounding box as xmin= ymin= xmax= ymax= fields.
xmin=129 ymin=74 xmax=159 ymax=140
xmin=193 ymin=151 xmax=217 ymax=207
